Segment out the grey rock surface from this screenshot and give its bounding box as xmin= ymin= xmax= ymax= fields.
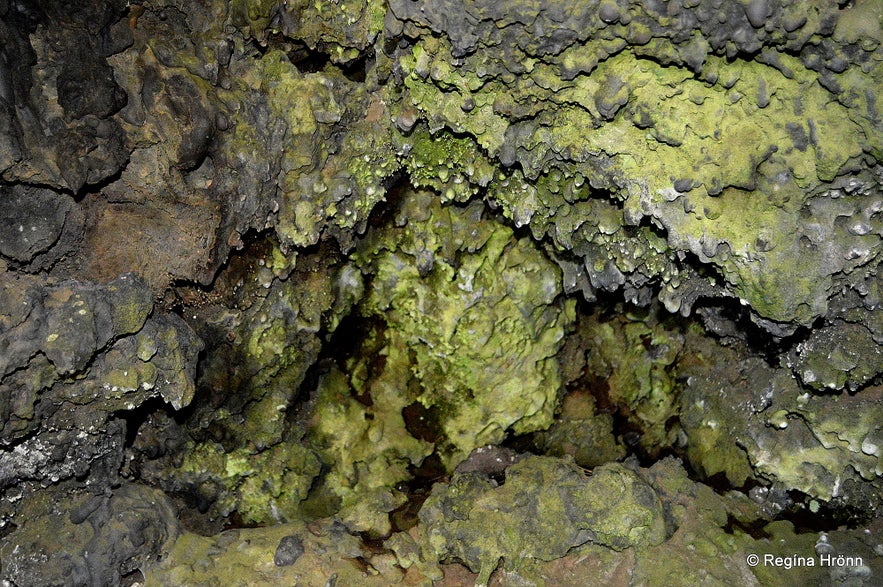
xmin=0 ymin=0 xmax=880 ymax=585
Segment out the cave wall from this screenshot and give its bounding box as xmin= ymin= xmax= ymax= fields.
xmin=0 ymin=0 xmax=881 ymax=585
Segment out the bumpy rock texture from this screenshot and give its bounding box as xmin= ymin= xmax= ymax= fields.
xmin=419 ymin=457 xmax=667 ymax=584
xmin=0 ymin=0 xmax=881 ymax=585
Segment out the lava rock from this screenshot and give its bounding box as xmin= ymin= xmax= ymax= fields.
xmin=0 ymin=483 xmax=181 ymax=587
xmin=274 ymin=534 xmax=305 ymax=566
xmin=419 ymin=456 xmax=666 ymax=583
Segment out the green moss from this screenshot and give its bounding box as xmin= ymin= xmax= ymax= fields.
xmin=308 ymin=350 xmax=432 ymax=535
xmin=177 ymin=441 xmax=321 ymax=525
xmin=399 ymin=31 xmax=876 ymax=326
xmin=417 ymin=457 xmax=666 ymax=579
xmin=354 ymin=190 xmax=574 ymax=464
xmin=581 ymin=310 xmax=685 ymax=454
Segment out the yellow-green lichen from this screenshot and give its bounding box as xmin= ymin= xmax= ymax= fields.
xmin=354 ymin=190 xmax=574 ymax=464
xmin=582 ymin=310 xmax=685 ymax=454
xmin=418 ymin=457 xmax=667 ymax=582
xmin=308 ymin=348 xmax=433 ymax=535
xmin=303 ymin=188 xmax=575 ymax=535
xmin=404 ymin=129 xmax=496 ymax=203
xmin=229 ymin=0 xmax=384 ymax=60
xmin=176 ymin=440 xmax=321 ymax=525
xmin=399 ymin=24 xmax=880 ymax=327
xmin=143 ymin=518 xmax=415 ymax=587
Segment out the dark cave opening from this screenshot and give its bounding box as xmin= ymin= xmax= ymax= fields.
xmin=114 ymin=397 xmax=176 ymax=452
xmin=389 ymin=453 xmax=447 ymax=533
xmin=284 ymin=39 xmax=331 ymax=73
xmin=258 ymin=33 xmax=376 ymax=83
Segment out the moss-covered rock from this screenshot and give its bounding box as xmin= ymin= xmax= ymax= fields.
xmin=579 ymin=308 xmax=686 ymax=455
xmin=140 ymin=456 xmax=883 ymax=586
xmin=3 ymin=0 xmax=883 ymax=584
xmin=680 ymin=341 xmax=883 ymax=513
xmin=142 ymin=518 xmax=425 ymax=587
xmin=417 ymin=456 xmax=667 ymax=585
xmin=388 ymin=0 xmax=883 ymax=337
xmin=132 ymin=240 xmax=338 ymax=526
xmin=0 ymin=483 xmax=181 ymax=587
xmin=231 ymin=0 xmax=385 ymax=63
xmin=171 ymin=440 xmax=321 ymax=526
xmin=307 ymin=345 xmax=432 ymax=535
xmin=535 ymin=390 xmax=627 ymax=468
xmin=786 ymin=320 xmax=883 ymax=392
xmin=351 ymin=190 xmax=575 ymax=464
xmin=303 ymin=188 xmax=574 ymax=534
xmin=0 ymin=271 xmax=201 ymax=494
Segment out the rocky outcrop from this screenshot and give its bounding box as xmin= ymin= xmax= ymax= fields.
xmin=0 ymin=269 xmax=199 ymax=488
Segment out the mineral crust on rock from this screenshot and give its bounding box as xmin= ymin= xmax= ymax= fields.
xmin=0 ymin=0 xmax=881 ymax=585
